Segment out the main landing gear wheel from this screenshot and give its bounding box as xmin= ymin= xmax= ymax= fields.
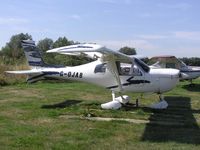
xmin=101 ymin=91 xmax=130 ymax=110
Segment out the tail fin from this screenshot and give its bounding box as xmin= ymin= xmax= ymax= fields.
xmin=22 ymin=40 xmax=46 ymax=68
xmin=22 ymin=40 xmax=64 ymax=69
xmin=6 ymin=40 xmax=63 ymax=83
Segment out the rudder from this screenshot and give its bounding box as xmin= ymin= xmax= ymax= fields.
xmin=21 ymin=40 xmax=45 ymax=68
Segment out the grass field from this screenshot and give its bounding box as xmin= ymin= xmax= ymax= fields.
xmin=0 ymin=79 xmax=200 ymax=150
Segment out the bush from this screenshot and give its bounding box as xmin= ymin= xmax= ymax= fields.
xmin=0 ymin=75 xmax=8 ymax=86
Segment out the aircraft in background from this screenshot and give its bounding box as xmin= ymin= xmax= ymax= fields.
xmin=149 ymin=55 xmax=200 ymax=85
xmin=6 ymin=40 xmax=182 ymax=110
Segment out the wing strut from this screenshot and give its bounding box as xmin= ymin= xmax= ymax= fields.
xmin=106 ymin=60 xmax=123 ymax=92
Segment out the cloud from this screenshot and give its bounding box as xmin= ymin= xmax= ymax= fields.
xmin=0 ymin=17 xmax=29 ymax=25
xmin=96 ymin=0 xmax=133 ymax=5
xmin=157 ymin=2 xmax=192 ymax=11
xmin=11 ymin=26 xmax=51 ymax=34
xmin=138 ymin=31 xmax=200 ymax=41
xmin=96 ymin=0 xmax=117 ymax=4
xmin=68 ymin=14 xmax=81 ymax=21
xmin=174 ymin=31 xmax=200 ymax=41
xmin=172 ymin=3 xmax=192 ymax=10
xmin=124 ymin=0 xmax=132 ymax=4
xmin=92 ymin=39 xmax=156 ymax=51
xmin=138 ymin=34 xmax=168 ymax=40
xmin=139 ymin=13 xmax=152 ymax=18
xmin=89 ymin=32 xmax=200 ymax=57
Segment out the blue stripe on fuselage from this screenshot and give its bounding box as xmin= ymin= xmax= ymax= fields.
xmin=28 ymin=61 xmax=43 ymax=66
xmin=181 ymin=70 xmax=200 ymax=73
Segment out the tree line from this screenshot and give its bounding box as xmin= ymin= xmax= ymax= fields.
xmin=0 ymin=33 xmax=136 ymax=66
xmin=0 ymin=33 xmax=91 ymax=66
xmin=0 ymin=33 xmax=199 ymax=66
xmin=179 ymin=57 xmax=200 ymax=66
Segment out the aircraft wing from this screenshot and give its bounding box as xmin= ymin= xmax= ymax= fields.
xmin=6 ymin=69 xmax=62 ymax=83
xmin=47 ymin=44 xmax=102 ymax=53
xmin=47 ymin=44 xmax=103 ymax=59
xmin=129 ymin=55 xmax=147 ymax=60
xmin=47 ymin=44 xmax=132 ymax=63
xmin=59 ymin=52 xmax=102 ymax=59
xmin=99 ymin=47 xmax=133 ymax=63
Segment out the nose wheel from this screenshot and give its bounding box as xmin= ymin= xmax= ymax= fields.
xmin=150 ymin=94 xmax=168 ymax=109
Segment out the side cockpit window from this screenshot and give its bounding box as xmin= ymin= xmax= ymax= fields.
xmin=133 ymin=67 xmax=142 ymax=76
xmin=116 ymin=61 xmax=143 ymax=76
xmin=94 ymin=63 xmax=106 ymax=73
xmin=121 ymin=67 xmax=131 ymax=75
xmin=166 ymin=63 xmax=176 ymax=68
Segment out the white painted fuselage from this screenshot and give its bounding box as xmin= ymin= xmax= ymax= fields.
xmin=42 ymin=59 xmax=180 ymax=94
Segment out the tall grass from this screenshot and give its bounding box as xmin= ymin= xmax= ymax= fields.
xmin=0 ymin=63 xmax=29 ymax=86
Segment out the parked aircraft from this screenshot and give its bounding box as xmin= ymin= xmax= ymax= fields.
xmin=6 ymin=40 xmax=182 ymax=110
xmin=149 ymin=55 xmax=200 ymax=85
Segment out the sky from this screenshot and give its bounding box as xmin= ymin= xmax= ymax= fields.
xmin=0 ymin=0 xmax=200 ymax=57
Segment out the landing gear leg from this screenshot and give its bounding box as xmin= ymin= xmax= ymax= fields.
xmin=135 ymin=94 xmax=142 ymax=107
xmin=159 ymin=94 xmax=164 ymax=101
xmin=189 ymin=80 xmax=195 ymax=87
xmin=136 ymin=99 xmax=139 ymax=107
xmin=111 ymin=91 xmax=115 ymax=101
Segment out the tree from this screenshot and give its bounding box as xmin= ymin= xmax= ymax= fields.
xmin=36 ymin=37 xmax=80 ymax=66
xmin=37 ymin=38 xmax=54 ymax=52
xmin=119 ymin=46 xmax=137 ymax=55
xmin=1 ymin=33 xmax=32 ymax=64
xmin=51 ymin=37 xmax=90 ymax=66
xmin=53 ymin=37 xmax=74 ymax=48
xmin=36 ymin=38 xmax=54 ymax=64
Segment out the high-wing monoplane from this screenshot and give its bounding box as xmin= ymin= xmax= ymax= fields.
xmin=6 ymin=40 xmax=182 ymax=109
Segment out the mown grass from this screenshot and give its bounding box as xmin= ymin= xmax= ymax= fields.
xmin=0 ymin=79 xmax=200 ymax=149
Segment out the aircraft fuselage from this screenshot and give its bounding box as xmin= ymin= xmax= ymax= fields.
xmin=41 ymin=59 xmax=180 ymax=94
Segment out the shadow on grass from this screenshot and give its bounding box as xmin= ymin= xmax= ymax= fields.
xmin=41 ymin=100 xmax=82 ymax=109
xmin=182 ymin=84 xmax=200 ymax=92
xmin=141 ymin=96 xmax=200 ymax=144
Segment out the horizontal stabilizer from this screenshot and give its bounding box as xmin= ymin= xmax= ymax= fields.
xmin=6 ymin=69 xmax=61 ymax=83
xmin=6 ymin=70 xmax=42 ymax=75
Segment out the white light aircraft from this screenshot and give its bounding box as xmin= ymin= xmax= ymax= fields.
xmin=149 ymin=55 xmax=200 ymax=85
xmin=6 ymin=40 xmax=182 ymax=110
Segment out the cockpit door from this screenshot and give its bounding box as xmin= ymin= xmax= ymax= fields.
xmin=126 ymin=61 xmax=146 ymax=89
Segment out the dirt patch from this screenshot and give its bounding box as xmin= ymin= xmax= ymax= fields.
xmin=59 ymin=115 xmax=186 ymax=126
xmin=0 ymin=108 xmax=27 ymax=119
